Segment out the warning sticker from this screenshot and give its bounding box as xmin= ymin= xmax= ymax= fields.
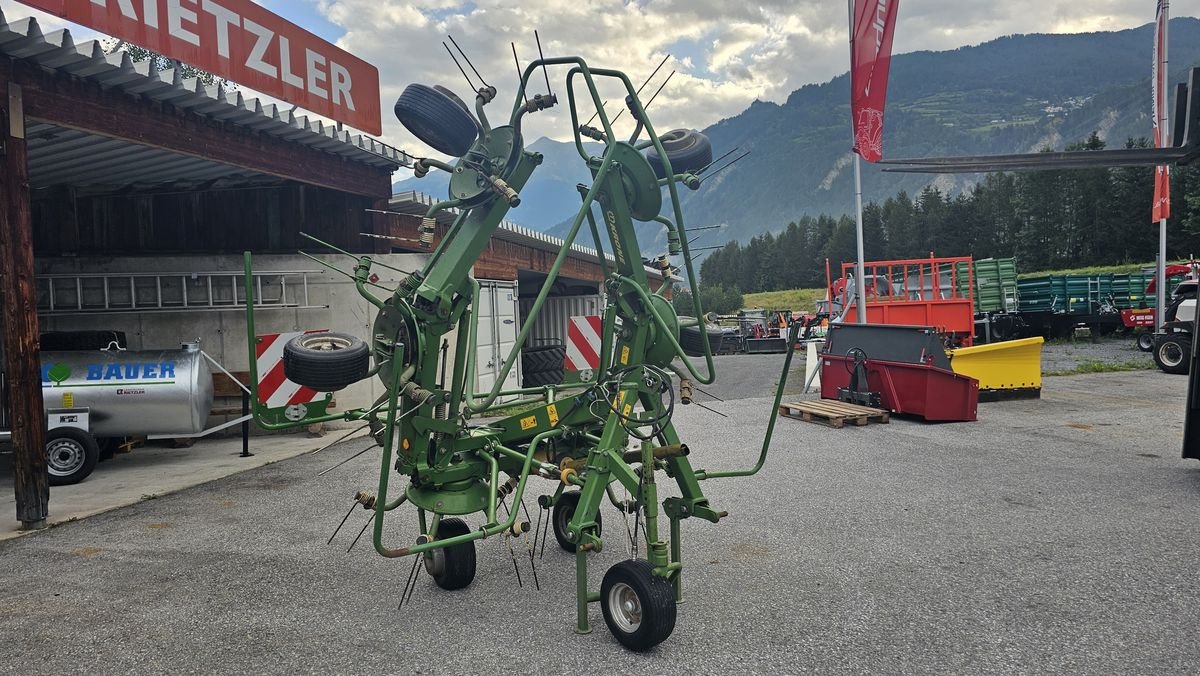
xmin=547 ymin=403 xmax=559 ymax=426
xmin=62 ymin=392 xmax=74 ymax=408
xmin=620 ymin=346 xmax=630 ymax=365
xmin=520 ymin=415 xmax=538 ymax=430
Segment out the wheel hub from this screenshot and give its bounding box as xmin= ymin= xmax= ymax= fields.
xmin=608 ymin=582 xmax=642 ymax=632
xmin=47 ymin=439 xmax=85 ymax=476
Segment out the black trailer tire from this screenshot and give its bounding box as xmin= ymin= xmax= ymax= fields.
xmin=424 ymin=517 xmax=477 ymax=590
xmin=521 ymin=344 xmax=566 ymax=374
xmin=600 ymin=559 xmax=677 ymax=651
xmin=679 ymin=318 xmax=724 ymax=357
xmin=522 ymin=368 xmax=564 ymax=388
xmin=1136 ymin=331 xmax=1155 ymax=352
xmin=46 ymin=428 xmax=99 ymax=486
xmin=394 ymin=83 xmax=479 ymax=157
xmin=283 ymin=332 xmax=370 ymax=391
xmin=1153 ymin=334 xmax=1192 ymax=374
xmin=552 ymin=491 xmax=603 ymax=552
xmin=645 ymin=129 xmax=713 ymax=179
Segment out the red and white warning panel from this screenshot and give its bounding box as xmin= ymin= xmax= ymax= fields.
xmin=565 ymin=316 xmax=603 ymax=373
xmin=256 ymin=330 xmax=327 ymax=408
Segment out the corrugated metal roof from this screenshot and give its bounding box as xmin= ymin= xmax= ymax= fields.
xmin=389 ymin=190 xmax=663 ymax=279
xmin=0 ymin=10 xmax=411 ymax=177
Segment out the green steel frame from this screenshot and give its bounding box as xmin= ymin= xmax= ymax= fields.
xmin=242 ymin=55 xmax=800 ymax=637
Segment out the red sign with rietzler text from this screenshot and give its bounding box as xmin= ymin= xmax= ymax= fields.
xmin=18 ymin=0 xmax=382 ymax=135
xmin=851 ymin=0 xmax=900 ymax=163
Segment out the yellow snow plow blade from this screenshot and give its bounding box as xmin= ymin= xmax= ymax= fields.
xmin=948 ymin=336 xmax=1044 ymax=400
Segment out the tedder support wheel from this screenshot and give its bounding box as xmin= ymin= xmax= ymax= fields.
xmin=1153 ymin=334 xmax=1192 ymax=375
xmin=424 ymin=518 xmax=477 ymax=590
xmin=600 ymin=559 xmax=677 ymax=651
xmin=282 ymin=332 xmax=370 ymax=391
xmin=394 ymin=83 xmax=479 ymax=157
xmin=1137 ymin=331 xmax=1155 ymax=352
xmin=552 ymin=491 xmax=602 ymax=552
xmin=45 ymin=428 xmax=100 ymax=486
xmin=645 ymin=129 xmax=713 ymax=179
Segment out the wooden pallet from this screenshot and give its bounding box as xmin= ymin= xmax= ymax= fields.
xmin=779 ymin=399 xmax=890 ymax=429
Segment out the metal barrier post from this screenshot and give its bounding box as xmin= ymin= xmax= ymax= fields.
xmin=240 ymin=390 xmax=253 ymax=458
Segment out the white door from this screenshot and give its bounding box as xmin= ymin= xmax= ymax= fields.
xmin=475 ymin=281 xmax=522 ymax=404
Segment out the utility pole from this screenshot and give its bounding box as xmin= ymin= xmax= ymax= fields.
xmin=1 ymin=83 xmax=48 ymax=530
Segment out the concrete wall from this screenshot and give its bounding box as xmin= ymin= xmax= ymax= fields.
xmin=36 ymin=253 xmax=429 ymax=422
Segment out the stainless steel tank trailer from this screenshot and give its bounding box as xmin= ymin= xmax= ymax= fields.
xmin=2 ymin=341 xmax=216 ymax=486
xmin=242 ymin=54 xmax=798 ymax=651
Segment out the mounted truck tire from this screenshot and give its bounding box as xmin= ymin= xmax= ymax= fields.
xmin=394 ymin=83 xmax=479 ymax=157
xmin=424 ymin=517 xmax=477 ymax=590
xmin=552 ymin=491 xmax=602 ymax=552
xmin=678 ymin=318 xmax=724 ymax=357
xmin=1153 ymin=333 xmax=1192 ymax=374
xmin=600 ymin=558 xmax=677 ymax=651
xmin=521 ymin=344 xmax=566 ymax=374
xmin=282 ymin=332 xmax=370 ymax=391
xmin=45 ymin=427 xmax=99 ymax=486
xmin=645 ymin=129 xmax=713 ymax=179
xmin=1136 ymin=331 xmax=1155 ymax=352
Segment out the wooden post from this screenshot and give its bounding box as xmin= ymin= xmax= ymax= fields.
xmin=1 ymin=83 xmax=48 ymax=529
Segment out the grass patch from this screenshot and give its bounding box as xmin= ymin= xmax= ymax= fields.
xmin=742 ymin=288 xmax=828 ymax=312
xmin=1044 ymin=359 xmax=1155 ymax=377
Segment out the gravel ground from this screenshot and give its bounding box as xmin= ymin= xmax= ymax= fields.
xmin=1 ymin=358 xmax=1197 ymax=674
xmin=1040 ymin=335 xmax=1154 ymax=373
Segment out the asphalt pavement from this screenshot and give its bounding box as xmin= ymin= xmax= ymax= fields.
xmin=1 ymin=354 xmax=1198 ymax=674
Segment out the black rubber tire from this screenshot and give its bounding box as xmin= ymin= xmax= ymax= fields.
xmin=424 ymin=518 xmax=477 ymax=591
xmin=679 ymin=318 xmax=724 ymax=357
xmin=521 ymin=344 xmax=567 ymax=374
xmin=1136 ymin=331 xmax=1155 ymax=352
xmin=45 ymin=428 xmax=100 ymax=487
xmin=645 ymin=129 xmax=713 ymax=179
xmin=282 ymin=332 xmax=370 ymax=392
xmin=522 ymin=368 xmax=565 ymax=388
xmin=394 ymin=83 xmax=479 ymax=157
xmin=552 ymin=491 xmax=602 ymax=552
xmin=1154 ymin=334 xmax=1192 ymax=375
xmin=433 ymin=85 xmax=472 ymax=116
xmin=600 ymin=559 xmax=677 ymax=651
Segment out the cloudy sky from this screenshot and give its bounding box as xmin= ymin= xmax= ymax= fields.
xmin=3 ymin=0 xmax=1198 ymax=158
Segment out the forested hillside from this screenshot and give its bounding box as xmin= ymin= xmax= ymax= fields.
xmin=699 ymin=135 xmax=1200 ymax=293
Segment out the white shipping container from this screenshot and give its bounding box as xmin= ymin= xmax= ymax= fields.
xmin=518 ymin=294 xmax=605 ymax=348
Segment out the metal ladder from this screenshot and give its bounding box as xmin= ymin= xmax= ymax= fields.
xmin=36 ymin=269 xmax=327 ymax=316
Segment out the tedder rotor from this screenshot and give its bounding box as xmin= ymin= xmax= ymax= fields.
xmin=242 ymin=53 xmax=798 ymax=651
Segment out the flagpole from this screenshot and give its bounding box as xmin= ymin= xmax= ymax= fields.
xmin=848 ymin=0 xmax=867 ymax=324
xmin=1157 ymin=2 xmax=1170 ymax=334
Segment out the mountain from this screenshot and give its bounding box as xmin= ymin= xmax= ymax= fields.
xmin=393 ymin=137 xmax=602 ymax=231
xmin=400 ymin=19 xmax=1200 ymax=259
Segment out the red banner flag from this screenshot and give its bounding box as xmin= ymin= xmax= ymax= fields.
xmin=1153 ymin=0 xmax=1171 ymax=221
xmin=851 ymin=0 xmax=900 ymax=163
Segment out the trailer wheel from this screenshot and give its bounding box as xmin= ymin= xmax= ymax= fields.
xmin=424 ymin=517 xmax=477 ymax=590
xmin=552 ymin=491 xmax=602 ymax=552
xmin=45 ymin=428 xmax=99 ymax=486
xmin=283 ymin=332 xmax=370 ymax=392
xmin=394 ymin=83 xmax=479 ymax=157
xmin=1153 ymin=334 xmax=1192 ymax=374
xmin=601 ymin=559 xmax=677 ymax=651
xmin=1136 ymin=331 xmax=1154 ymax=352
xmin=645 ymin=129 xmax=713 ymax=179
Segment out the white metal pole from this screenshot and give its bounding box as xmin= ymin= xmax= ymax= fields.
xmin=1157 ymin=2 xmax=1170 ymax=332
xmin=848 ymin=0 xmax=867 ymax=323
xmin=854 ymin=154 xmax=867 ymax=323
